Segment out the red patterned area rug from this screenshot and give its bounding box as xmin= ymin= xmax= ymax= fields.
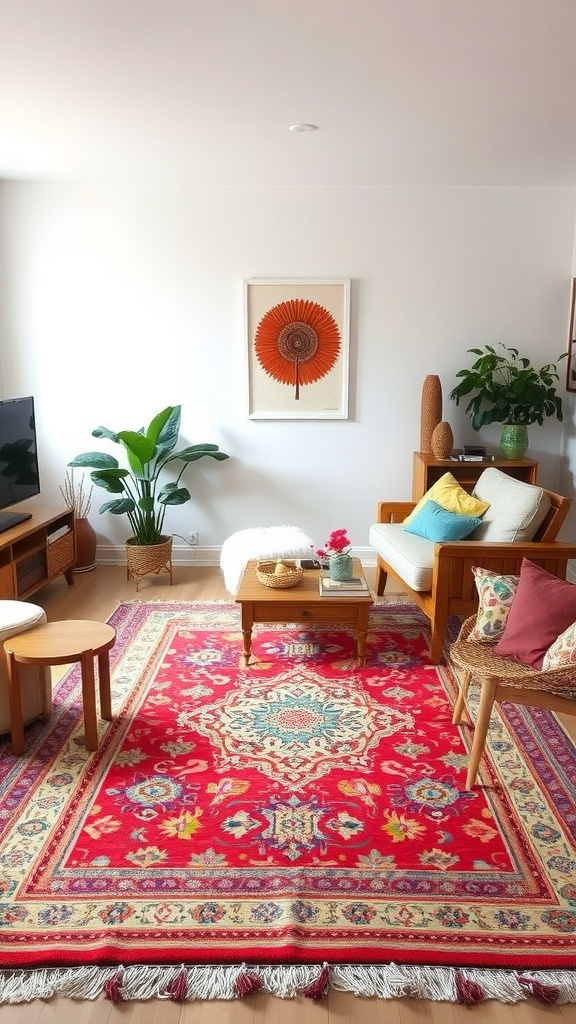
xmin=1 ymin=600 xmax=576 ymax=1006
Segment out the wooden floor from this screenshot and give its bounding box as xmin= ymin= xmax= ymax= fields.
xmin=1 ymin=564 xmax=575 ymax=1024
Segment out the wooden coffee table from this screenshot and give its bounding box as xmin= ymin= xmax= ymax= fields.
xmin=236 ymin=558 xmax=373 ymax=666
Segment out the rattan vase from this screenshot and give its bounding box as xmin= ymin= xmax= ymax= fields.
xmin=420 ymin=375 xmax=443 ymax=454
xmin=126 ymin=536 xmax=173 ymax=590
xmin=430 ymin=420 xmax=454 ymax=460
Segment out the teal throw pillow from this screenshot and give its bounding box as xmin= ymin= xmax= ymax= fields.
xmin=403 ymin=500 xmax=483 ymax=542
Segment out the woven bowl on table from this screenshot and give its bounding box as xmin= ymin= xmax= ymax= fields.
xmin=256 ymin=559 xmax=303 ymax=589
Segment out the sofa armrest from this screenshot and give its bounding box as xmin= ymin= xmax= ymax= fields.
xmin=377 ymin=502 xmax=416 ymax=524
xmin=431 ymin=540 xmax=576 ymax=608
xmin=433 ymin=540 xmax=576 ymax=561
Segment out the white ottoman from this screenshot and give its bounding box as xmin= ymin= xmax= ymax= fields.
xmin=0 ymin=601 xmax=51 ymax=736
xmin=220 ymin=526 xmax=315 ymax=595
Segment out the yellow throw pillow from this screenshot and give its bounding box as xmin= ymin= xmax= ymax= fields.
xmin=404 ymin=472 xmax=490 ymax=526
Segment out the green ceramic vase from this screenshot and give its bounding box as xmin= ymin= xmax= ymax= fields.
xmin=329 ymin=552 xmax=354 ymax=581
xmin=500 ymin=424 xmax=529 ymax=460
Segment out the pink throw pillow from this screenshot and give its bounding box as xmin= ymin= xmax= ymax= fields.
xmin=494 ymin=558 xmax=576 ymax=669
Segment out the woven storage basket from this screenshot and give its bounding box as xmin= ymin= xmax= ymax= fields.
xmin=256 ymin=559 xmax=303 ymax=589
xmin=47 ymin=529 xmax=75 ymax=578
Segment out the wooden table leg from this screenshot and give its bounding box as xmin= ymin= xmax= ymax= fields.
xmin=80 ymin=651 xmax=98 ymax=752
xmin=6 ymin=654 xmax=24 ymax=756
xmin=98 ymin=650 xmax=113 ymax=721
xmin=240 ymin=604 xmax=254 ymax=665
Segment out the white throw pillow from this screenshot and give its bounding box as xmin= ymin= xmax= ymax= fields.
xmin=470 ymin=468 xmax=550 ymax=542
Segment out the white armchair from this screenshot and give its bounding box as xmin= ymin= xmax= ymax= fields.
xmin=369 ymin=469 xmax=576 ymax=664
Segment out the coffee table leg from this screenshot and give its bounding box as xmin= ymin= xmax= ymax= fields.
xmin=6 ymin=654 xmax=24 ymax=756
xmin=80 ymin=651 xmax=98 ymax=752
xmin=240 ymin=604 xmax=253 ymax=665
xmin=97 ymin=651 xmax=113 ymax=721
xmin=242 ymin=629 xmax=253 ymax=664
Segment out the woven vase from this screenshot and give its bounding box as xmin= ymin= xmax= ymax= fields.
xmin=430 ymin=420 xmax=454 ymax=460
xmin=420 ymin=375 xmax=443 ymax=454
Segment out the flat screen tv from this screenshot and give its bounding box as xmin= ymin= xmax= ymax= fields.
xmin=0 ymin=396 xmax=41 ymax=534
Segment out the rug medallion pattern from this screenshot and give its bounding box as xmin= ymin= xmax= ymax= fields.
xmin=0 ymin=601 xmax=575 ymax=969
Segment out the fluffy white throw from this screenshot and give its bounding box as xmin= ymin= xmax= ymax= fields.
xmin=220 ymin=525 xmax=315 ymax=595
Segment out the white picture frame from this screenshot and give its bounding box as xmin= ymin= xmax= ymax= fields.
xmin=245 ymin=278 xmax=350 ymax=419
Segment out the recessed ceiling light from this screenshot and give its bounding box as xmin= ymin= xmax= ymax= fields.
xmin=288 ymin=124 xmax=319 ymax=133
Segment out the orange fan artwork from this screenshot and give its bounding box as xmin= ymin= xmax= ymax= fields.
xmin=254 ymin=298 xmax=341 ymax=400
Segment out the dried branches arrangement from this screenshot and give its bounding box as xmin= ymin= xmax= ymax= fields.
xmin=59 ymin=468 xmax=93 ymax=519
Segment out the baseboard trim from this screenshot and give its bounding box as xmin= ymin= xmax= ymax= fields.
xmin=95 ymin=545 xmax=378 ymax=568
xmin=95 ymin=547 xmax=575 ymax=575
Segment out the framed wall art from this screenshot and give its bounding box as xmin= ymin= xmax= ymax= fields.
xmin=566 ymin=278 xmax=576 ymax=393
xmin=245 ymin=278 xmax=350 ymax=419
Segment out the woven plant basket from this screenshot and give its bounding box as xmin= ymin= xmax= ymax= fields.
xmin=126 ymin=536 xmax=173 ymax=590
xmin=256 ymin=559 xmax=303 ymax=589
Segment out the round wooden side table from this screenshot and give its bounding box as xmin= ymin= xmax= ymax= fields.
xmin=3 ymin=619 xmax=116 ymax=756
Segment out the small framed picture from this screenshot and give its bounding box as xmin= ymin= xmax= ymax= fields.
xmin=245 ymin=278 xmax=350 ymax=419
xmin=566 ymin=278 xmax=576 ymax=393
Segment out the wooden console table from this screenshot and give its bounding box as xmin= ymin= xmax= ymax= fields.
xmin=0 ymin=505 xmax=76 ymax=600
xmin=412 ymin=452 xmax=538 ymax=501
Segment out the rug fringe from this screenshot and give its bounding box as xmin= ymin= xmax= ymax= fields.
xmin=2 ymin=964 xmax=576 ymax=1004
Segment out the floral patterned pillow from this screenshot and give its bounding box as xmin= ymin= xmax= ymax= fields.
xmin=469 ymin=566 xmax=520 ymax=641
xmin=542 ymin=622 xmax=576 ymax=671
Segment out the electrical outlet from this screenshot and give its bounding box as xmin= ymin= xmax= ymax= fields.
xmin=187 ymin=532 xmax=198 ymax=547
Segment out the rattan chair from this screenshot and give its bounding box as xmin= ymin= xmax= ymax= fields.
xmin=450 ymin=615 xmax=576 ymax=789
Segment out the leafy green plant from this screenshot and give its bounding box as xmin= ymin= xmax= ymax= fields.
xmin=69 ymin=405 xmax=229 ymax=545
xmin=449 ymin=344 xmax=567 ymax=430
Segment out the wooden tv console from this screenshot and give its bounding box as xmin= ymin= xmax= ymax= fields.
xmin=0 ymin=505 xmax=76 ymax=600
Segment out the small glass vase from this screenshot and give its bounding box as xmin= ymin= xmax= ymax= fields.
xmin=329 ymin=552 xmax=354 ymax=581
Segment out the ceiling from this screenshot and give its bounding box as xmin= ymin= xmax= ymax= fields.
xmin=1 ymin=0 xmax=576 ymax=187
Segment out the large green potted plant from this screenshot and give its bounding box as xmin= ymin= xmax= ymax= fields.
xmin=69 ymin=405 xmax=229 ymax=584
xmin=449 ymin=343 xmax=567 ymax=458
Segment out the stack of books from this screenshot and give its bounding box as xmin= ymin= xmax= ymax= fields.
xmin=319 ymin=573 xmax=370 ymax=597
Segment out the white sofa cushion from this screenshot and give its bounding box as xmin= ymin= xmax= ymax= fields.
xmin=470 ymin=467 xmax=551 ymax=542
xmin=369 ymin=523 xmax=434 ymax=592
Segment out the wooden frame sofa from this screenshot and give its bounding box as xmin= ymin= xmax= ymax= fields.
xmin=370 ymin=470 xmax=576 ymax=664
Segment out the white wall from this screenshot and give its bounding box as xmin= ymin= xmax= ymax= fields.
xmin=0 ymin=182 xmax=575 ymax=564
xmin=559 ymin=226 xmax=576 ymax=553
